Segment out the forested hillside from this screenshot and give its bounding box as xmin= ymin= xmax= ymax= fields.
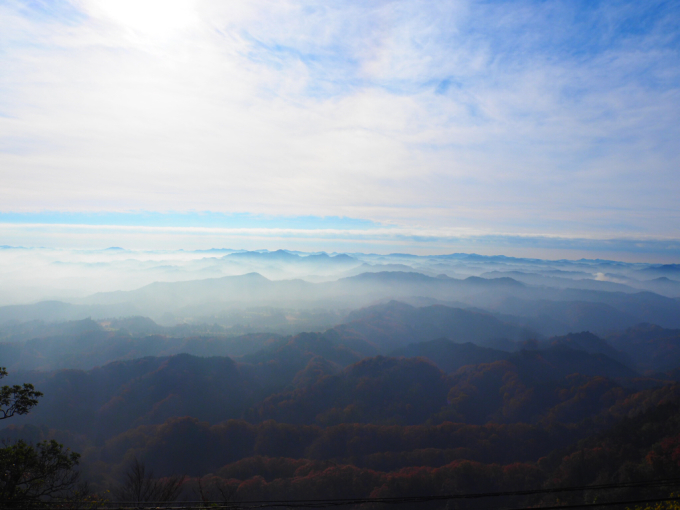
xmin=3 ymin=300 xmax=680 ymax=507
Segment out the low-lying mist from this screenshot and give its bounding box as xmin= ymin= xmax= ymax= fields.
xmin=1 ymin=246 xmax=679 ymax=336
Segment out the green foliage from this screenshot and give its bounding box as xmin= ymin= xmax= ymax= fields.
xmin=0 ymin=366 xmax=43 ymax=420
xmin=0 ymin=367 xmax=82 ymax=508
xmin=0 ymin=439 xmax=80 ymax=507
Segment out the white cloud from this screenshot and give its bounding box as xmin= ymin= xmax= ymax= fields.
xmin=0 ymin=0 xmax=679 ymax=243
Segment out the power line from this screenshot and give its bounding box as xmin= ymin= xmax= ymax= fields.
xmin=227 ymin=494 xmax=680 ymax=509
xmin=230 ymin=477 xmax=680 ymax=507
xmin=70 ymin=495 xmax=680 ymax=509
xmin=232 ymin=495 xmax=680 ymax=510
xmin=83 ymin=477 xmax=680 ymax=509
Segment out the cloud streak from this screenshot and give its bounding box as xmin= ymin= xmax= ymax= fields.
xmin=2 ymin=215 xmax=680 ymax=262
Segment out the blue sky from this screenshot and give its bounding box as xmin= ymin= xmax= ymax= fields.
xmin=1 ymin=0 xmax=679 ymax=260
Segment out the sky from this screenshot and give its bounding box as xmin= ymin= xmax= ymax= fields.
xmin=1 ymin=0 xmax=679 ymax=261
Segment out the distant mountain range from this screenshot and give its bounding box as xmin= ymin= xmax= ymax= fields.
xmin=2 ymin=270 xmax=679 ymax=335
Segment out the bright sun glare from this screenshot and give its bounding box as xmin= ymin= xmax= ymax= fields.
xmin=92 ymin=0 xmax=198 ymax=38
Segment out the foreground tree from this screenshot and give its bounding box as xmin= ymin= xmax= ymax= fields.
xmin=0 ymin=367 xmax=82 ymax=508
xmin=0 ymin=367 xmax=42 ymax=420
xmin=0 ymin=439 xmax=80 ymax=506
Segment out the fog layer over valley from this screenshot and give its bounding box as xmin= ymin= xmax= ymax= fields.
xmin=2 ymin=247 xmax=680 ymax=337
xmin=3 ymin=248 xmax=680 ymax=503
xmin=3 ymin=246 xmax=680 ymax=304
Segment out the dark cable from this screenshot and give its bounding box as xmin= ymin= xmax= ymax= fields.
xmin=235 ymin=494 xmax=680 ymax=509
xmin=69 ymin=495 xmax=680 ymax=509
xmin=71 ymin=477 xmax=680 ymax=509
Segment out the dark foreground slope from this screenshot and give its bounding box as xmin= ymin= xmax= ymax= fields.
xmin=1 ymin=335 xmax=639 ymax=441
xmin=3 ymin=353 xmax=680 ymax=502
xmin=3 ymin=300 xmax=680 ymax=504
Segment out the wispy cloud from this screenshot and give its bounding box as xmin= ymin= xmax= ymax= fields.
xmin=1 ymin=0 xmax=679 ymax=251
